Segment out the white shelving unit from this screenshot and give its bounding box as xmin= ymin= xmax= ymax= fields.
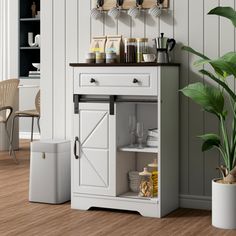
xmin=19 ymin=0 xmax=40 ymax=79
xmin=70 ymin=63 xmax=179 ymax=218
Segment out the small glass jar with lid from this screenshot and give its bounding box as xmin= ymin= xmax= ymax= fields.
xmin=139 ymin=167 xmax=153 ymax=198
xmin=148 ymin=159 xmax=158 ymax=197
xmin=136 ymin=38 xmax=148 ymax=63
xmin=124 ymin=38 xmax=136 ymax=63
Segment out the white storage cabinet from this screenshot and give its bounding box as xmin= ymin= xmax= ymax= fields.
xmin=70 ymin=64 xmax=179 ymax=218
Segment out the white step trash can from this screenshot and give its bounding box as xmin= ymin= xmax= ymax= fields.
xmin=29 ymin=140 xmax=71 ymax=204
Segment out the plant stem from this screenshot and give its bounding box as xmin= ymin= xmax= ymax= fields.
xmin=220 ymin=115 xmax=231 ymax=170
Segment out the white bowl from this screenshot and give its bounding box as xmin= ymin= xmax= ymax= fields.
xmin=32 ymin=63 xmax=40 ymax=71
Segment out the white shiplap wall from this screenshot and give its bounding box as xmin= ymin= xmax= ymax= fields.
xmin=41 ymin=0 xmax=236 ymax=208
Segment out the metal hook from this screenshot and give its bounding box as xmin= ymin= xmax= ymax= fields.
xmin=136 ymin=0 xmax=144 ymax=7
xmin=97 ymin=0 xmax=104 ymax=8
xmin=117 ymin=0 xmax=124 ymax=7
xmin=157 ymin=0 xmax=164 ymax=4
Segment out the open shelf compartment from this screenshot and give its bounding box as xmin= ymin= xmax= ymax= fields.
xmin=115 ymin=101 xmax=159 ymax=202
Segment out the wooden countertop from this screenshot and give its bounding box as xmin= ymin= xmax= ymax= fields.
xmin=69 ymin=62 xmax=180 ymax=67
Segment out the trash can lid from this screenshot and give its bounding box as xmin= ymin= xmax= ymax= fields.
xmin=31 ymin=139 xmax=71 ymax=153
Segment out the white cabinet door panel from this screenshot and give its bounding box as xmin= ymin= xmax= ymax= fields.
xmin=80 ymin=149 xmax=109 ymax=187
xmin=73 ymin=103 xmax=116 ymax=196
xmin=81 ymin=110 xmax=108 ymax=149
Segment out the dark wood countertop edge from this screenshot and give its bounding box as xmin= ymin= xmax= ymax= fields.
xmin=69 ymin=62 xmax=180 ymax=67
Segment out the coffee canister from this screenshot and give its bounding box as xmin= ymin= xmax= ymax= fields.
xmin=96 ymin=52 xmax=105 ymax=63
xmin=85 ymin=52 xmax=95 ymax=63
xmin=136 ymin=38 xmax=148 ymax=63
xmin=124 ymin=38 xmax=136 ymax=63
xmin=106 ymin=52 xmax=117 ymax=63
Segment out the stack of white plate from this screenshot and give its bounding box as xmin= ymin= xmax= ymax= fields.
xmin=146 ymin=128 xmax=158 ymax=147
xmin=128 ymin=171 xmax=140 ymax=193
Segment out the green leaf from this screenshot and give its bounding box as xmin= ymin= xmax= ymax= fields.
xmin=193 ymin=52 xmax=236 ymax=78
xmin=182 ymin=46 xmax=224 ymax=77
xmin=208 ymin=7 xmax=236 ymax=27
xmin=221 ymin=51 xmax=236 ymax=63
xmin=194 ymin=59 xmax=211 ymax=67
xmin=199 ymin=69 xmax=236 ymax=104
xmin=182 ymin=46 xmax=209 ymax=60
xmin=199 ymin=134 xmax=221 ymax=152
xmin=180 ymin=82 xmax=225 ymax=118
xmin=211 ymin=59 xmax=236 ymax=78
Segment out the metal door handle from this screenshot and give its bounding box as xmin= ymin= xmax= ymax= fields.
xmin=90 ymin=78 xmax=96 ymax=83
xmin=74 ymin=137 xmax=79 ymax=159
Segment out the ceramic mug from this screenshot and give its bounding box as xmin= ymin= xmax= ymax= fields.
xmin=35 ymin=34 xmax=41 ymax=48
xmin=143 ymin=54 xmax=156 ymax=62
xmin=36 ymin=11 xmax=40 ymax=18
xmin=108 ymin=7 xmax=120 ymax=19
xmin=128 ymin=6 xmax=140 ymax=18
xmin=90 ymin=8 xmax=103 ymax=20
xmin=148 ymin=5 xmax=162 ymax=18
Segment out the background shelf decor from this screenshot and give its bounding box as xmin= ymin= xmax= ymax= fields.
xmin=20 ymin=47 xmax=40 ymax=50
xmin=19 ymin=0 xmax=40 ymax=79
xmin=20 ymin=18 xmax=40 ymax=22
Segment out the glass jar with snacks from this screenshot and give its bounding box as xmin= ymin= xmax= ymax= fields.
xmin=139 ymin=167 xmax=153 ymax=198
xmin=148 ymin=159 xmax=158 ymax=197
xmin=124 ymin=38 xmax=136 ymax=63
xmin=136 ymin=38 xmax=148 ymax=63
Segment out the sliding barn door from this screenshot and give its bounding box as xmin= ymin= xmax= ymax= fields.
xmin=73 ymin=103 xmax=116 ymax=196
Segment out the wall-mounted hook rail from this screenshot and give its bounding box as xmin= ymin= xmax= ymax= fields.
xmin=93 ymin=0 xmax=169 ymax=11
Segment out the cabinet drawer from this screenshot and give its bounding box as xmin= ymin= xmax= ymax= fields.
xmin=74 ymin=67 xmax=158 ymax=95
xmin=80 ymin=74 xmax=150 ymax=88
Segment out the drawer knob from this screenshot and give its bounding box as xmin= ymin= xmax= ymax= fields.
xmin=90 ymin=78 xmax=96 ymax=83
xmin=133 ymin=78 xmax=139 ymax=84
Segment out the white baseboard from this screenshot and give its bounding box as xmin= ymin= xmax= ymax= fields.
xmin=180 ymin=194 xmax=211 ymax=210
xmin=19 ymin=132 xmax=41 ymax=140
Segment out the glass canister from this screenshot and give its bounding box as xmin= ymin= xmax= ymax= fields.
xmin=148 ymin=159 xmax=158 ymax=197
xmin=124 ymin=38 xmax=136 ymax=63
xmin=139 ymin=167 xmax=153 ymax=198
xmin=136 ymin=38 xmax=148 ymax=63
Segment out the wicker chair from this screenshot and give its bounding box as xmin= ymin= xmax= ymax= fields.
xmin=0 ymin=79 xmax=19 ymax=163
xmin=11 ymin=90 xmax=40 ymax=147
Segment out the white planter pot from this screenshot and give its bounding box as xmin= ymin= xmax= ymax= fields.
xmin=212 ymin=179 xmax=236 ymax=229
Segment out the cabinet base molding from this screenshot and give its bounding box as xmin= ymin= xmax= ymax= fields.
xmin=179 ymin=195 xmax=211 ymax=210
xmin=72 ymin=194 xmax=160 ymax=218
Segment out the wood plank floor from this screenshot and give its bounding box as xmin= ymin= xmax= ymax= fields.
xmin=0 ymin=140 xmax=235 ymax=236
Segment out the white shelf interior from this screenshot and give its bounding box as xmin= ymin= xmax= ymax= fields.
xmin=119 ymin=192 xmax=158 ymax=203
xmin=119 ymin=145 xmax=158 ymax=153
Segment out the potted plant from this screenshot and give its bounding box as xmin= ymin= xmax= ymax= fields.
xmin=181 ymin=6 xmax=236 ymax=229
